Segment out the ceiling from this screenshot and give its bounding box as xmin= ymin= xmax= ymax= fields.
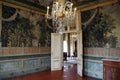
xmin=25 ymin=0 xmax=96 ymax=7
xmin=25 ymin=0 xmax=91 ymax=6
xmin=3 ymin=0 xmax=110 ymax=13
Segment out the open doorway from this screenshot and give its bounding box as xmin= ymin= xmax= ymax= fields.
xmin=63 ymin=33 xmax=77 ymax=64
xmin=51 ymin=32 xmax=83 ymax=76
xmin=63 ymin=40 xmax=68 ymax=61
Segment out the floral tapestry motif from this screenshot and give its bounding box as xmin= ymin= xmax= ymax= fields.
xmin=2 ymin=5 xmax=53 ymax=47
xmin=82 ymin=3 xmax=120 ymax=48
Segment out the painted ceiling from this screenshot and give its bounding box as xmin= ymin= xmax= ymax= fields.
xmin=26 ymin=0 xmax=53 ymax=7
xmin=25 ymin=0 xmax=95 ymax=7
xmin=4 ymin=0 xmax=108 ymax=13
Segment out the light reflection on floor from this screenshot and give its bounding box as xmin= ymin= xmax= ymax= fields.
xmin=64 ymin=57 xmax=77 ymax=71
xmin=66 ymin=57 xmax=77 ymax=64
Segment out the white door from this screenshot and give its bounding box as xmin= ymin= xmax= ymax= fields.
xmin=51 ymin=33 xmax=63 ymax=71
xmin=77 ymin=31 xmax=83 ymax=76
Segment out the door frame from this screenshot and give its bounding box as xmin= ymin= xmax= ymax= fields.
xmin=51 ymin=11 xmax=83 ymax=76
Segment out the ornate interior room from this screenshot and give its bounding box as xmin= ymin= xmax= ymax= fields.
xmin=0 ymin=0 xmax=120 ymax=80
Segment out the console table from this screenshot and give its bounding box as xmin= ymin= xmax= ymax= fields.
xmin=102 ymin=59 xmax=120 ymax=80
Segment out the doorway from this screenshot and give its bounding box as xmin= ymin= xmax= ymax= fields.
xmin=63 ymin=33 xmax=77 ymax=64
xmin=51 ymin=32 xmax=83 ymax=76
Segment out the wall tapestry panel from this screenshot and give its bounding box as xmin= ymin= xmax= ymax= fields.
xmin=82 ymin=3 xmax=120 ymax=48
xmin=2 ymin=5 xmax=53 ymax=47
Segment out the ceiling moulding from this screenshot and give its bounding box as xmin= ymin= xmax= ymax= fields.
xmin=76 ymin=0 xmax=119 ymax=12
xmin=2 ymin=0 xmax=46 ymax=14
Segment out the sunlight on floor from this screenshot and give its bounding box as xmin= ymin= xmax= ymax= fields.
xmin=66 ymin=57 xmax=77 ymax=64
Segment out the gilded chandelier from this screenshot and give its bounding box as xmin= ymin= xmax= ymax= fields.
xmin=46 ymin=0 xmax=76 ymax=33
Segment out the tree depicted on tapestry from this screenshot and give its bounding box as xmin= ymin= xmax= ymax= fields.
xmin=82 ymin=7 xmax=118 ymax=48
xmin=2 ymin=5 xmax=53 ymax=47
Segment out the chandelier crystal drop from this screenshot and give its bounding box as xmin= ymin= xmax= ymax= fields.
xmin=46 ymin=0 xmax=76 ymax=33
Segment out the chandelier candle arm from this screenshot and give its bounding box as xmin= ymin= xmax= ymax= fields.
xmin=70 ymin=3 xmax=73 ymax=13
xmin=74 ymin=8 xmax=76 ymax=16
xmin=56 ymin=2 xmax=59 ymax=10
xmin=47 ymin=6 xmax=49 ymax=17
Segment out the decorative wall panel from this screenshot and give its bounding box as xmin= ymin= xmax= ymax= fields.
xmin=84 ymin=59 xmax=103 ymax=79
xmin=2 ymin=5 xmax=53 ymax=47
xmin=82 ymin=2 xmax=120 ymax=48
xmin=84 ymin=48 xmax=120 ymax=58
xmin=0 ymin=47 xmax=50 ymax=56
xmin=84 ymin=48 xmax=120 ymax=79
xmin=24 ymin=59 xmax=38 ymax=68
xmin=0 ymin=61 xmax=21 ymax=72
xmin=0 ymin=55 xmax=51 ymax=79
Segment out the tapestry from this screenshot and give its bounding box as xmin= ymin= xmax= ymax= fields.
xmin=82 ymin=3 xmax=120 ymax=48
xmin=2 ymin=5 xmax=53 ymax=47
